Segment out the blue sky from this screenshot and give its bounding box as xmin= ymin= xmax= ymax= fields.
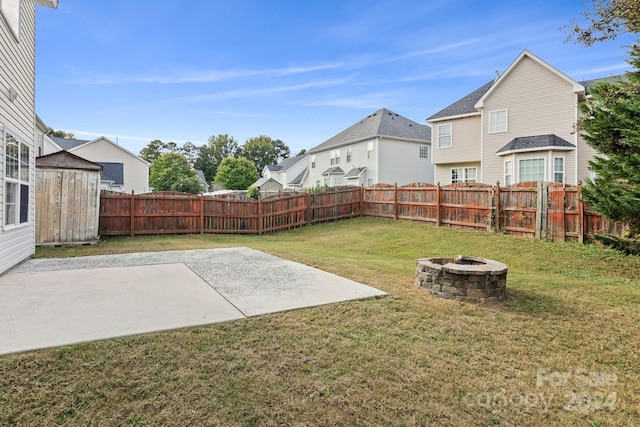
xmin=35 ymin=1 xmax=636 ymax=157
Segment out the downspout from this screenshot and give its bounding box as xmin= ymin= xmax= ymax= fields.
xmin=376 ymin=136 xmax=381 ymax=184
xmin=574 ymin=93 xmax=580 ymax=185
xmin=479 ymin=109 xmax=484 ymax=183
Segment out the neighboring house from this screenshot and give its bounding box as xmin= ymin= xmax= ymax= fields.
xmin=306 ymin=108 xmax=434 ymax=187
xmin=1 ymin=0 xmax=58 ymax=275
xmin=427 ymin=49 xmax=611 ymax=186
xmin=251 ymin=177 xmax=283 ymax=193
xmin=195 ymin=169 xmax=208 ymax=190
xmin=262 ymin=154 xmax=309 ymax=190
xmin=40 ymin=134 xmax=150 ymax=193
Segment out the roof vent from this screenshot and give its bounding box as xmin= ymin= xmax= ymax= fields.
xmin=495 ymin=70 xmax=500 ymax=81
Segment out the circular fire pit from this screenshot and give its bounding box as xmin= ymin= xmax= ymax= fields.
xmin=415 ymin=255 xmax=507 ymax=303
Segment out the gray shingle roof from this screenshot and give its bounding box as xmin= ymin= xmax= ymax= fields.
xmin=309 ymin=108 xmax=431 ymax=154
xmin=288 ymin=168 xmax=307 ymax=185
xmin=344 ymin=166 xmax=366 ymax=178
xmin=321 ymin=167 xmax=344 ymax=175
xmin=427 ymin=80 xmax=495 ymax=121
xmin=97 ymin=162 xmax=124 ymax=185
xmin=277 ymin=153 xmax=308 ymax=170
xmin=579 ymin=74 xmax=627 ymax=95
xmin=496 ymin=134 xmax=575 ymax=154
xmin=50 ymin=136 xmax=89 ymax=150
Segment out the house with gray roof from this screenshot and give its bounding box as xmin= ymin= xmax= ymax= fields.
xmin=306 ymin=108 xmax=433 ymax=187
xmin=427 ymin=49 xmax=624 ymax=186
xmin=261 ymin=153 xmax=309 ymax=190
xmin=41 ymin=134 xmax=150 ymax=193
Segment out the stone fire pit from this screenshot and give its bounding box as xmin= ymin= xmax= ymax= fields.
xmin=415 ymin=255 xmax=507 ymax=303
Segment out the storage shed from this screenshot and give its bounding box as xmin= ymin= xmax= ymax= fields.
xmin=35 ymin=151 xmax=102 ymax=245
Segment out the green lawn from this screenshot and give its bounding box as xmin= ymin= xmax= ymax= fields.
xmin=2 ymin=217 xmax=639 ymax=426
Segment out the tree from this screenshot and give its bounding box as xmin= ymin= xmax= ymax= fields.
xmin=237 ymin=135 xmax=290 ymax=173
xmin=194 ymin=134 xmax=239 ymax=182
xmin=214 ymin=157 xmax=259 ymax=190
xmin=149 ymin=152 xmax=205 ymax=194
xmin=140 ymin=139 xmax=179 ymax=163
xmin=180 ymin=141 xmax=199 ymax=166
xmin=47 ymin=127 xmax=75 ymax=139
xmin=579 ymin=44 xmax=640 ymax=253
xmin=565 ymin=0 xmax=640 ymax=45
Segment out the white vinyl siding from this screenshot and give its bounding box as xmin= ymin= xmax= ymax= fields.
xmin=488 ymin=109 xmax=508 ymax=133
xmin=1 ymin=0 xmax=39 ymax=275
xmin=519 ymin=158 xmax=545 ymax=182
xmin=437 ymin=123 xmax=452 ymax=148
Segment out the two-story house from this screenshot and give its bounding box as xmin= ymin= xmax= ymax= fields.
xmin=1 ymin=0 xmax=58 ymax=275
xmin=306 ymin=108 xmax=434 ymax=187
xmin=427 ymin=50 xmax=608 ymax=186
xmin=261 ymin=153 xmax=308 ymax=190
xmin=41 ymin=135 xmax=150 ymax=194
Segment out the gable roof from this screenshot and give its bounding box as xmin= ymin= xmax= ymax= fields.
xmin=50 ymin=136 xmax=89 ymax=151
xmin=288 ymin=168 xmax=307 ymax=185
xmin=497 ymin=134 xmax=575 ymax=156
xmin=344 ymin=166 xmax=366 ymax=178
xmin=309 ymin=108 xmax=431 ymax=154
xmin=51 ymin=136 xmax=151 ymax=166
xmin=277 ymin=153 xmax=308 ymax=170
xmin=321 ymin=167 xmax=344 ymax=175
xmin=580 ymin=74 xmax=627 ymax=95
xmin=427 ymin=50 xmax=622 ymax=122
xmin=36 ymin=150 xmax=103 ymax=172
xmin=475 ymin=50 xmax=585 ymax=110
xmin=427 ymin=80 xmax=495 ymax=121
xmin=253 ymin=177 xmax=282 ymax=188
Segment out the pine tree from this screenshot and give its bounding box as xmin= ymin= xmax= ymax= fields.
xmin=579 ymin=44 xmax=640 ymax=253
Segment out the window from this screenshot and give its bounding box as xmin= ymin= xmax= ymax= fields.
xmin=504 ymin=160 xmax=512 ymax=186
xmin=451 ymin=167 xmax=477 ymax=184
xmin=489 ymin=109 xmax=508 ymax=133
xmin=437 ymin=123 xmax=452 ymax=148
xmin=367 ymin=141 xmax=374 ymax=159
xmin=311 ymin=156 xmax=316 ymax=168
xmin=519 ymin=158 xmax=545 ymax=182
xmin=323 ymin=178 xmax=330 ymax=186
xmin=419 ymin=146 xmax=429 ymax=158
xmin=3 ymin=129 xmax=30 ymax=227
xmin=330 ymin=150 xmax=340 ymax=165
xmin=334 ymin=176 xmax=343 ymax=186
xmin=346 ymin=148 xmax=351 ymax=163
xmin=367 ymin=178 xmax=374 ymax=186
xmin=554 ymin=157 xmax=564 ymax=183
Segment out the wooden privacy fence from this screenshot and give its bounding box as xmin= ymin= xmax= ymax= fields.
xmin=99 ymin=183 xmax=626 ymax=242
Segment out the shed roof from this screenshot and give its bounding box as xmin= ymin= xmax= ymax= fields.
xmin=36 ymin=150 xmax=103 ymax=171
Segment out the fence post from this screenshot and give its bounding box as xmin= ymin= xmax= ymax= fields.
xmin=306 ymin=191 xmax=312 ymax=226
xmin=130 ymin=190 xmax=135 ymax=238
xmin=535 ymin=182 xmax=544 ymax=239
xmin=577 ymin=181 xmax=585 ymax=243
xmin=394 ymin=183 xmax=398 ymax=220
xmin=435 ymin=182 xmax=441 ymax=227
xmin=494 ymin=181 xmax=501 ymax=232
xmin=360 ymin=185 xmax=364 ymax=217
xmin=200 ymin=195 xmax=205 ymax=234
xmin=258 ymin=198 xmax=263 ymax=235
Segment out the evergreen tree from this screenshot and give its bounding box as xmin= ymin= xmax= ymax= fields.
xmin=579 ymin=44 xmax=640 ymax=252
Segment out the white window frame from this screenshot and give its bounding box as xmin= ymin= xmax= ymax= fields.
xmin=518 ymin=158 xmax=545 ymax=182
xmin=437 ymin=123 xmax=452 ymax=148
xmin=489 ymin=109 xmax=508 ymax=133
xmin=553 ymin=156 xmax=565 ymax=183
xmin=346 ymin=147 xmax=352 ymax=163
xmin=504 ymin=159 xmax=513 ymax=186
xmin=3 ymin=125 xmax=30 ymax=229
xmin=367 ymin=141 xmax=374 ymax=159
xmin=419 ymin=145 xmax=429 ymax=159
xmin=451 ymin=167 xmax=477 ymax=184
xmin=311 ymin=155 xmax=316 ymax=169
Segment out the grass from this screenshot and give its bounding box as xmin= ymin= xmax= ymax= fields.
xmin=2 ymin=217 xmax=639 ymax=426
